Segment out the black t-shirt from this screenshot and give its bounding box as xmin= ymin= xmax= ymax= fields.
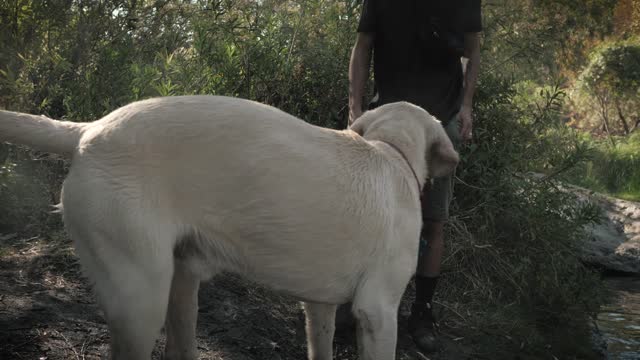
xmin=358 ymin=0 xmax=482 ymax=123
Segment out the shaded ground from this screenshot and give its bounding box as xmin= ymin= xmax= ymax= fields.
xmin=0 ymin=233 xmax=495 ymax=360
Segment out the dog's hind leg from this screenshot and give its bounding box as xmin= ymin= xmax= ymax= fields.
xmin=65 ymin=215 xmax=175 ymax=359
xmin=164 ymin=260 xmax=200 ymax=360
xmin=88 ymin=237 xmax=174 ymax=359
xmin=303 ymin=302 xmax=337 ymax=360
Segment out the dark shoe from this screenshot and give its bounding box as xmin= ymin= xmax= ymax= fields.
xmin=408 ymin=302 xmax=440 ymax=353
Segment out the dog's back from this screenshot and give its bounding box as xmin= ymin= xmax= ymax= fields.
xmin=51 ymin=96 xmax=418 ymax=302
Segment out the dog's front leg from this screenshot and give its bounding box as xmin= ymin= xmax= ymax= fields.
xmin=303 ymin=302 xmax=337 ymax=360
xmin=164 ymin=261 xmax=200 ymax=360
xmin=353 ymin=304 xmax=398 ymax=360
xmin=352 ymin=275 xmax=406 ymax=360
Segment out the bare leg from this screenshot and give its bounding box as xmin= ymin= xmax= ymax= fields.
xmin=417 ymin=220 xmax=445 ymax=277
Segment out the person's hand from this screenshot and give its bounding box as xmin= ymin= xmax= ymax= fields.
xmin=349 ymin=107 xmax=363 ymax=126
xmin=459 ymin=105 xmax=473 ymax=141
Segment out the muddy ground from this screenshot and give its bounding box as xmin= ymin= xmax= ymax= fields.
xmin=0 ymin=232 xmax=494 ymax=360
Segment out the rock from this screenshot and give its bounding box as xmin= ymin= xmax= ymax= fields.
xmin=571 ymin=186 xmax=640 ymax=274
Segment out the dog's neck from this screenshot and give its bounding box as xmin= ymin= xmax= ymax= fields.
xmin=379 ymin=140 xmax=424 ymax=197
xmin=362 ymin=125 xmax=428 ymax=192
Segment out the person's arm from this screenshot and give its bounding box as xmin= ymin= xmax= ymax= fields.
xmin=348 ymin=32 xmax=375 ymax=125
xmin=459 ymin=32 xmax=480 ymax=141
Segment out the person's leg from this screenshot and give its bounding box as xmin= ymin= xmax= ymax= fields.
xmin=408 ymin=210 xmax=448 ymax=352
xmin=409 ymin=220 xmax=444 ymax=353
xmin=417 ymin=221 xmax=444 ymax=276
xmin=414 ymin=220 xmax=444 ymax=307
xmin=409 ymin=116 xmax=461 ymax=353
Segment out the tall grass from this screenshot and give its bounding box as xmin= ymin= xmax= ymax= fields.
xmin=562 ymin=132 xmax=640 ymax=201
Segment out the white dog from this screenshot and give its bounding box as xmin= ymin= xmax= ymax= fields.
xmin=0 ymin=96 xmax=458 ymax=360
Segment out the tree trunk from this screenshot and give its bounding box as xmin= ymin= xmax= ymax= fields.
xmin=597 ymin=92 xmax=616 ymax=147
xmin=615 ymin=101 xmax=631 ymax=135
xmin=602 ymin=115 xmax=615 ymax=146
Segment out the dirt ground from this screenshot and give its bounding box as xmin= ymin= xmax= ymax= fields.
xmin=0 ymin=232 xmax=489 ymax=360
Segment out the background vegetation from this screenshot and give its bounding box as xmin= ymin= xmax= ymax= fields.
xmin=1 ymin=0 xmax=638 ymax=358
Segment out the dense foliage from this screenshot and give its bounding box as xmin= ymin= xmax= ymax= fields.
xmin=0 ymin=0 xmax=356 ymax=127
xmin=575 ymin=39 xmax=640 ymax=137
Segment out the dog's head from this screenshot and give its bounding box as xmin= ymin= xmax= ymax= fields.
xmin=349 ymin=102 xmax=459 ymax=182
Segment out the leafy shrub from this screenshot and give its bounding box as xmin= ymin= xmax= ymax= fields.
xmin=570 ymin=38 xmax=640 ymax=137
xmin=442 ymin=74 xmax=604 ymax=357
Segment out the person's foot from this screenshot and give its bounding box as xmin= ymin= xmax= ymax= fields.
xmin=408 ymin=302 xmax=440 ymax=353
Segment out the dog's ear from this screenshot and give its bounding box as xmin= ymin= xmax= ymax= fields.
xmin=349 ymin=118 xmax=366 ymax=136
xmin=428 ymin=139 xmax=459 ymax=178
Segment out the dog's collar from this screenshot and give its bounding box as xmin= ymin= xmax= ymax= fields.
xmin=380 ymin=141 xmax=424 ymax=199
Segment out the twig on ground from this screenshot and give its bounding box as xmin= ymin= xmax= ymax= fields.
xmin=433 ymin=301 xmax=466 ymax=321
xmin=8 ymin=336 xmax=37 ymax=351
xmin=80 ymin=334 xmax=94 ymax=360
xmin=55 ymin=330 xmax=81 ymax=360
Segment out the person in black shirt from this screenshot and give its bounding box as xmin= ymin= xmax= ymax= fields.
xmin=347 ymin=0 xmax=482 ymax=353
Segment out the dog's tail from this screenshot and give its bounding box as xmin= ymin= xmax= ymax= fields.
xmin=0 ymin=110 xmax=89 ymax=155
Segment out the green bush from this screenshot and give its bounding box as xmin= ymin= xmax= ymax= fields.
xmin=570 ymin=38 xmax=640 ymax=137
xmin=441 ymin=74 xmax=604 ymax=358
